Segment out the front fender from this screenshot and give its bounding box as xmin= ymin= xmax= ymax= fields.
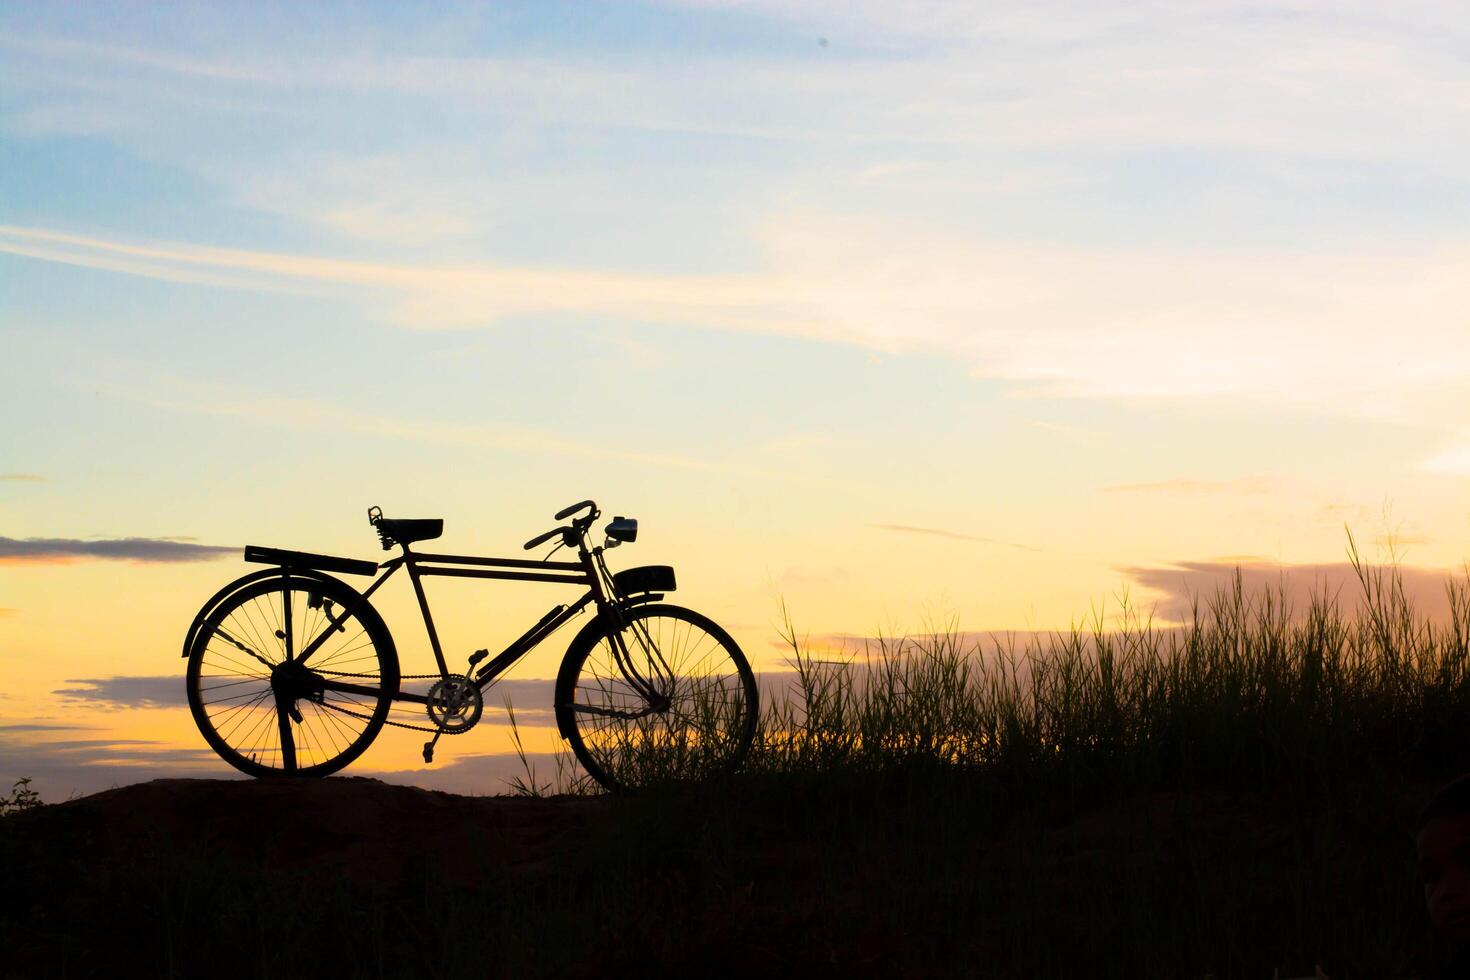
xmin=180 ymin=567 xmax=350 ymax=658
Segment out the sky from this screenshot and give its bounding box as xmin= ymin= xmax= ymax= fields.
xmin=3 ymin=0 xmax=1469 ymax=799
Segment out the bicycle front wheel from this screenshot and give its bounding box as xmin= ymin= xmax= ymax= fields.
xmin=185 ymin=575 xmax=399 ymax=777
xmin=557 ymin=604 xmax=758 ymax=791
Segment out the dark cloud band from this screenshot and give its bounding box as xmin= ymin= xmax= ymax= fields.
xmin=1120 ymin=560 xmax=1462 ymax=622
xmin=55 ymin=676 xmax=186 ymax=710
xmin=0 ymin=536 xmax=234 ymax=564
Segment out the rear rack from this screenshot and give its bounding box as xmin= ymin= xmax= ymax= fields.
xmin=243 ymin=545 xmax=378 ymax=577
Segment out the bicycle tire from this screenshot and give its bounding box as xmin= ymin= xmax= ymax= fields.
xmin=185 ymin=575 xmax=399 ymax=777
xmin=556 ymin=603 xmax=758 ymax=791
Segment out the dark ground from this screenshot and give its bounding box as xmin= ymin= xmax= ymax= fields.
xmin=0 ymin=767 xmax=1458 ymax=979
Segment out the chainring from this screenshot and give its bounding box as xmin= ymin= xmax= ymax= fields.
xmin=426 ymin=674 xmax=484 ymax=733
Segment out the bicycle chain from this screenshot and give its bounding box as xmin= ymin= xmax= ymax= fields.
xmin=312 ymin=669 xmax=479 ymax=735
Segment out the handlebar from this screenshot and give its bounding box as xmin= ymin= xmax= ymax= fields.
xmin=555 ymin=499 xmax=597 ymax=521
xmin=524 ymin=500 xmax=602 ymax=551
xmin=523 ymin=526 xmax=568 ymax=551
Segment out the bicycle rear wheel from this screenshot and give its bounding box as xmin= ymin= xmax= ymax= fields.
xmin=557 ymin=604 xmax=758 ymax=791
xmin=185 ymin=575 xmax=399 ymax=777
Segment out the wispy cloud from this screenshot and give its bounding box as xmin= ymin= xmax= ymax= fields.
xmin=9 ymin=220 xmax=1470 ymax=431
xmin=871 ymin=523 xmax=1048 ymax=553
xmin=1024 ymin=419 xmax=1092 ymax=437
xmin=1420 ymin=433 xmax=1470 ymax=475
xmin=0 ymin=223 xmax=820 ymax=338
xmin=103 ymin=384 xmax=723 ymax=473
xmin=0 ymin=536 xmax=235 ymax=565
xmin=1101 ymin=477 xmax=1275 ymax=495
xmin=0 ymin=473 xmax=47 ymax=482
xmin=1376 ymin=533 xmax=1431 ymax=548
xmin=7 ymin=8 xmax=1467 ymax=165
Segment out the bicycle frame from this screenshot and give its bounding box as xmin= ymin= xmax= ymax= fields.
xmin=294 ymin=541 xmax=632 ymax=708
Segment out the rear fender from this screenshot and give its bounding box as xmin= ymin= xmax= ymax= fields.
xmin=180 ymin=567 xmax=348 ymax=658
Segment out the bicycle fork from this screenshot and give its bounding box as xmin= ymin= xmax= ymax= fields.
xmin=607 ymin=615 xmax=677 ymax=712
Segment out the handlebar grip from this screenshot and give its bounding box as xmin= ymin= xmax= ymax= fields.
xmin=523 ymin=527 xmax=564 ymax=551
xmin=555 ymin=499 xmax=596 ymax=521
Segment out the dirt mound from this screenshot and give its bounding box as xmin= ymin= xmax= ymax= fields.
xmin=4 ymin=777 xmax=608 ymax=887
xmin=0 ymin=770 xmax=1456 ymax=978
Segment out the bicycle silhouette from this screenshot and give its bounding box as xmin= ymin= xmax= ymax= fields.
xmin=181 ymin=500 xmax=759 ymax=791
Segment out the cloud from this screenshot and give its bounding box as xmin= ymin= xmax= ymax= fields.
xmin=1376 ymin=534 xmax=1431 ymax=548
xmin=0 ymin=473 xmax=47 ymax=482
xmin=7 ymin=7 xmax=1468 ymax=165
xmin=1421 ymin=433 xmax=1470 ymax=475
xmin=0 ymin=723 xmax=79 ymax=733
xmin=49 ymin=674 xmax=557 ymax=719
xmin=0 ymin=608 xmax=15 ymax=618
xmin=871 ymin=523 xmax=1048 ymax=553
xmin=54 ymin=676 xmax=185 ymax=710
xmin=0 ymin=223 xmax=827 ymax=339
xmin=103 ymin=385 xmax=722 ymax=473
xmin=230 ymin=151 xmax=502 ymax=246
xmin=1025 ymin=419 xmax=1093 ymax=437
xmin=1100 ymin=477 xmax=1275 ymax=495
xmin=0 ymin=724 xmax=225 ymax=800
xmin=1119 ymin=559 xmax=1465 ymax=623
xmin=0 ymin=536 xmax=235 ymax=565
xmin=6 ymin=219 xmax=1469 ymax=433
xmin=482 ymin=678 xmax=558 ymax=722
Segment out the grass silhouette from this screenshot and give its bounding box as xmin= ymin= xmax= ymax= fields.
xmin=744 ymin=530 xmax=1470 ymax=795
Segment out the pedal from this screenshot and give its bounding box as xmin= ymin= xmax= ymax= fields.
xmin=422 ymin=724 xmax=446 ymax=764
xmin=467 ymin=648 xmax=489 ymax=667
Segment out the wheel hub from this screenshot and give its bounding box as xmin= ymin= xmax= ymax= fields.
xmin=271 ymin=660 xmax=325 ymax=702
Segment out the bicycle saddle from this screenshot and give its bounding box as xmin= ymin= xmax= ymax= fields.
xmin=371 ymin=514 xmax=443 ymax=550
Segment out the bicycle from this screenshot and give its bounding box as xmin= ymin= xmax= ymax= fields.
xmin=180 ymin=500 xmax=759 ymax=791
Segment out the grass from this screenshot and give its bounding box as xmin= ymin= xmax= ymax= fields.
xmin=747 ymin=531 xmax=1470 ymax=795
xmin=4 ymin=541 xmax=1468 ymax=978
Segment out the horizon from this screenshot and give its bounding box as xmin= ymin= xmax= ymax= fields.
xmin=4 ymin=0 xmax=1470 ymax=800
